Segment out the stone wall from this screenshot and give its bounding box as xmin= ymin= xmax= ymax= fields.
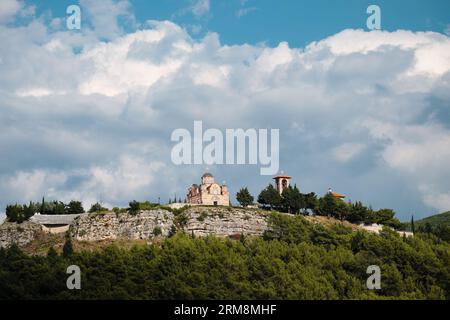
xmin=0 ymin=221 xmax=42 ymax=248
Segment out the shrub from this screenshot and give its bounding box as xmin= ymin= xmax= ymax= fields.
xmin=128 ymin=201 xmax=140 ymax=215
xmin=153 ymin=226 xmax=162 ymax=236
xmin=89 ymin=203 xmax=108 ymax=213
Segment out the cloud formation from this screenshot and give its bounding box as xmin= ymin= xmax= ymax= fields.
xmin=0 ymin=2 xmax=450 ymax=219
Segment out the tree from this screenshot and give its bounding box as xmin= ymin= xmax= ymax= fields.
xmin=62 ymin=237 xmax=73 ymax=257
xmin=258 ymin=184 xmax=282 ymax=210
xmin=23 ymin=201 xmax=39 ymax=220
xmin=40 ymin=197 xmax=46 ymax=215
xmin=89 ymin=202 xmax=107 ymax=213
xmin=51 ymin=201 xmax=66 ymax=215
xmin=281 ymin=185 xmax=303 ymax=214
xmin=66 ymin=201 xmax=85 ymax=215
xmin=315 ymin=193 xmax=337 ymax=217
xmin=411 ymin=215 xmax=415 ymax=235
xmin=6 ymin=204 xmax=24 ymax=223
xmin=128 ymin=200 xmax=140 ymax=215
xmin=302 ymin=192 xmax=318 ymax=213
xmin=347 ymin=201 xmax=369 ymax=223
xmin=236 ymin=187 xmax=254 ymax=207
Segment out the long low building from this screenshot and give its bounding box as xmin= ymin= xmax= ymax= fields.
xmin=30 ymin=214 xmax=83 ymax=234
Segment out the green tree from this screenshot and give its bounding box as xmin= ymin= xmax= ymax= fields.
xmin=5 ymin=204 xmax=24 ymax=223
xmin=302 ymin=192 xmax=318 ymax=213
xmin=66 ymin=201 xmax=85 ymax=215
xmin=258 ymin=184 xmax=282 ymax=210
xmin=23 ymin=201 xmax=39 ymax=220
xmin=89 ymin=202 xmax=107 ymax=213
xmin=347 ymin=201 xmax=369 ymax=223
xmin=128 ymin=200 xmax=140 ymax=215
xmin=281 ymin=185 xmax=303 ymax=214
xmin=236 ymin=187 xmax=254 ymax=207
xmin=62 ymin=237 xmax=73 ymax=257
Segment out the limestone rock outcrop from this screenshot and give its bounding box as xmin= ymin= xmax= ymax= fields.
xmin=70 ymin=210 xmax=175 ymax=241
xmin=184 ymin=207 xmax=268 ymax=237
xmin=0 ymin=221 xmax=42 ymax=248
xmin=1 ymin=206 xmax=271 ymax=247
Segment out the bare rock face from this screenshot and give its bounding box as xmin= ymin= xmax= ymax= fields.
xmin=184 ymin=207 xmax=268 ymax=237
xmin=70 ymin=207 xmax=269 ymax=241
xmin=1 ymin=206 xmax=271 ymax=247
xmin=0 ymin=221 xmax=42 ymax=248
xmin=70 ymin=210 xmax=175 ymax=241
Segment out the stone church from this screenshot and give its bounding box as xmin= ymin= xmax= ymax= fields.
xmin=187 ymin=173 xmax=230 ymax=206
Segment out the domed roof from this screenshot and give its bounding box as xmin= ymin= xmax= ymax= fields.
xmin=202 ymin=172 xmax=213 ymax=178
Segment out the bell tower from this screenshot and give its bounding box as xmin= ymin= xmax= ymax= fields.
xmin=273 ymin=171 xmax=292 ymax=195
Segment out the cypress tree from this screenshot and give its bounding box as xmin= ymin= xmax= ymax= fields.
xmin=62 ymin=237 xmax=74 ymax=258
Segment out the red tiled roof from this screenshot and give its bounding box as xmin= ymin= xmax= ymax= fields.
xmin=331 ymin=192 xmax=345 ymax=199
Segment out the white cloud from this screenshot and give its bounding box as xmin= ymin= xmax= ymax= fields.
xmin=0 ymin=0 xmax=22 ymax=23
xmin=80 ymin=0 xmax=135 ymax=39
xmin=236 ymin=7 xmax=257 ymax=18
xmin=191 ymin=0 xmax=210 ymax=17
xmin=332 ymin=143 xmax=366 ymax=163
xmin=0 ymin=13 xmax=450 ymax=218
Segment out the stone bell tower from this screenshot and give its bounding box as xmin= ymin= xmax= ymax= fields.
xmin=273 ymin=171 xmax=292 ymax=195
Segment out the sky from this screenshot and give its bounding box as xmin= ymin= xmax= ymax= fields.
xmin=0 ymin=0 xmax=450 ymax=222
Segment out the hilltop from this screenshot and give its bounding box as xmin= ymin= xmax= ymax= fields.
xmin=416 ymin=211 xmax=450 ymax=228
xmin=0 ymin=206 xmax=448 ymax=300
xmin=0 ymin=205 xmax=410 ymax=254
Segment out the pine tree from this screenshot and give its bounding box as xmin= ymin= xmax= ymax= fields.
xmin=236 ymin=187 xmax=254 ymax=207
xmin=411 ymin=215 xmax=415 ymax=235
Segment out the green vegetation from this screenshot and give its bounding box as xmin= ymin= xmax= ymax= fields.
xmin=404 ymin=211 xmax=450 ymax=230
xmin=257 ymin=185 xmax=401 ymax=228
xmin=153 ymin=226 xmax=162 ymax=236
xmin=401 ymin=212 xmax=450 ymax=242
xmin=236 ymin=187 xmax=254 ymax=207
xmin=0 ymin=212 xmax=448 ymax=300
xmin=88 ymin=202 xmax=108 ymax=213
xmin=6 ymin=199 xmax=86 ymax=223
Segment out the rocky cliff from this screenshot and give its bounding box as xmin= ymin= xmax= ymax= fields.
xmin=0 ymin=221 xmax=42 ymax=248
xmin=70 ymin=209 xmax=175 ymax=241
xmin=70 ymin=206 xmax=268 ymax=241
xmin=184 ymin=207 xmax=268 ymax=237
xmin=0 ymin=206 xmax=270 ymax=247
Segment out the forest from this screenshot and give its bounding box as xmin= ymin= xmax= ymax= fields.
xmin=0 ymin=212 xmax=448 ymax=300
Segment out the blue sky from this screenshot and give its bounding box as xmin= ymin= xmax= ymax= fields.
xmin=0 ymin=0 xmax=450 ymax=222
xmin=28 ymin=0 xmax=450 ymax=46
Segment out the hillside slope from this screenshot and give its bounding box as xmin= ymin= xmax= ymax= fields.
xmin=403 ymin=211 xmax=450 ymax=230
